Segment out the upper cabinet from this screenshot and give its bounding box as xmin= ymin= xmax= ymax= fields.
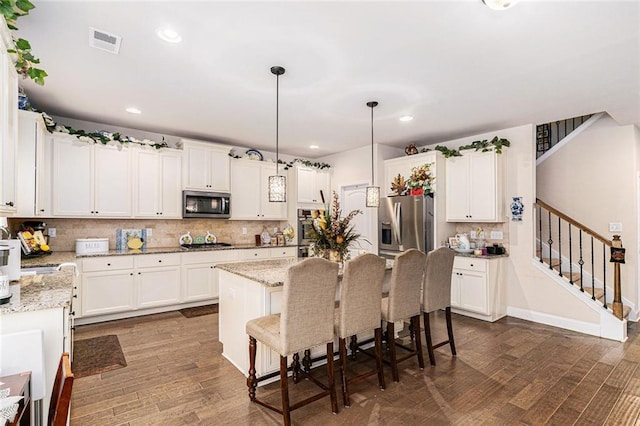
xmin=16 ymin=111 xmax=51 ymax=217
xmin=52 ymin=134 xmax=132 ymax=217
xmin=133 ymin=147 xmax=182 ymax=218
xmin=383 ymin=152 xmax=439 ymax=197
xmin=445 ymin=149 xmax=505 ymax=222
xmin=230 ymin=158 xmax=287 ymax=220
xmin=178 ymin=139 xmax=230 ymax=192
xmin=0 ymin=22 xmax=18 ymax=215
xmin=295 ymin=166 xmax=330 ymax=205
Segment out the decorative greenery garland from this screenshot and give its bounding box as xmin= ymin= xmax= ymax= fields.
xmin=421 ymin=136 xmax=511 ymax=158
xmin=1 ymin=0 xmax=47 ymax=85
xmin=228 ymin=153 xmax=331 ymax=170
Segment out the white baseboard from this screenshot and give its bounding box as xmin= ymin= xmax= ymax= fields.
xmin=507 ymin=306 xmax=601 ymax=337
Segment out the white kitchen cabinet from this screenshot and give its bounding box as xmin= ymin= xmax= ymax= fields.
xmin=182 ymin=250 xmax=239 ymax=302
xmin=230 ymin=158 xmax=287 ymax=220
xmin=16 ymin=110 xmax=51 ymax=217
xmin=81 ymin=256 xmax=135 ymax=316
xmin=296 ymin=166 xmax=330 ymax=205
xmin=445 ymin=149 xmax=505 ymax=222
xmin=133 ymin=148 xmax=182 ymax=218
xmin=383 ymin=152 xmax=438 ymax=197
xmin=179 ymin=139 xmax=230 ymax=192
xmin=134 ymin=253 xmax=181 ymax=309
xmin=52 ymin=134 xmax=132 ymax=217
xmin=450 ymin=255 xmax=505 ymax=322
xmin=0 ymin=24 xmax=18 ymax=215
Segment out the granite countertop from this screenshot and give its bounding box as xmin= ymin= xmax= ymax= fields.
xmin=216 ymin=258 xmax=394 ymax=287
xmin=455 ymin=252 xmax=509 ymax=259
xmin=0 ymin=269 xmax=74 ymax=315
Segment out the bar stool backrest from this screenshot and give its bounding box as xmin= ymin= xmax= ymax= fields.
xmin=387 ymin=249 xmax=426 ymax=322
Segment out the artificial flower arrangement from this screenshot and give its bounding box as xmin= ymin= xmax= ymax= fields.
xmin=406 ymin=163 xmax=435 ymax=195
xmin=307 ymin=191 xmax=362 ymax=262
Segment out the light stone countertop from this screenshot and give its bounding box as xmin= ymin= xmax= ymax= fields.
xmin=0 ymin=269 xmax=74 ymax=315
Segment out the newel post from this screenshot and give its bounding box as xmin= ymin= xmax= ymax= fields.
xmin=610 ymin=235 xmax=625 ymax=320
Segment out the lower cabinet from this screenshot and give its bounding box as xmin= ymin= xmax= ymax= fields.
xmin=450 ymin=256 xmax=505 ymax=322
xmin=181 ymin=250 xmax=239 ymax=302
xmin=83 ymin=269 xmax=136 ymax=316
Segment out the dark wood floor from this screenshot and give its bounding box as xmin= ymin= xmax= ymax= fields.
xmin=70 ymin=309 xmax=640 ymax=425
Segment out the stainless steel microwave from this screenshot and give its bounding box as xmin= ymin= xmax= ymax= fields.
xmin=183 ymin=191 xmax=230 ymax=218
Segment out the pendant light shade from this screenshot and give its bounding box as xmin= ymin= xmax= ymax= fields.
xmin=268 ymin=65 xmax=286 ymax=203
xmin=366 ymin=101 xmax=380 ymax=208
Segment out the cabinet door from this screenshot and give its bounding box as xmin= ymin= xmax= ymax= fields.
xmin=0 ymin=51 xmax=17 ymax=214
xmin=159 ymin=151 xmax=182 ymax=218
xmin=82 ymin=271 xmax=135 ymax=316
xmin=316 ymin=170 xmax=331 ymax=203
xmin=230 ymin=160 xmax=261 ymax=219
xmin=52 ymin=137 xmax=94 ymax=216
xmin=445 ymin=155 xmax=470 ymax=221
xmin=35 ymin=126 xmax=51 ymax=216
xmin=182 ymin=263 xmax=217 ymax=302
xmin=210 ymin=149 xmax=230 ymax=192
xmin=183 ymin=144 xmax=210 ymax=190
xmin=469 ymin=152 xmax=497 ymax=221
xmin=133 ymin=149 xmax=160 ymax=217
xmin=94 ymin=144 xmax=132 ymax=217
xmin=458 ymin=271 xmax=488 ymax=314
xmin=261 ymin=163 xmax=287 ymax=219
xmin=137 ymin=267 xmax=181 ymax=309
xmin=296 ymin=167 xmax=316 ymax=203
xmin=450 ymin=272 xmax=461 ymax=308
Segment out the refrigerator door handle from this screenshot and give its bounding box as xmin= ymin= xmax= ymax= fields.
xmin=393 ymin=202 xmax=402 ymax=245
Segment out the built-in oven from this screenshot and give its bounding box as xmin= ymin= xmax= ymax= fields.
xmin=297 ymin=209 xmax=314 ymax=257
xmin=183 ymin=191 xmax=231 ymax=218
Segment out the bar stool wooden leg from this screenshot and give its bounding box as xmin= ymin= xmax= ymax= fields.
xmin=412 ymin=315 xmax=425 ymax=369
xmin=387 ymin=321 xmax=399 ymax=382
xmin=423 ymin=312 xmax=436 ymax=366
xmin=349 ymin=336 xmax=358 ymax=360
xmin=338 ymin=338 xmax=350 ymax=407
xmin=374 ymin=327 xmax=386 ymax=390
xmin=292 ymin=353 xmax=301 ymax=384
xmin=248 ymin=336 xmax=258 ymax=401
xmin=327 ymin=342 xmax=339 ymax=414
xmin=280 ymin=355 xmax=291 ymax=426
xmin=446 ymin=307 xmax=457 ymax=356
xmin=303 ymin=349 xmax=312 ymax=374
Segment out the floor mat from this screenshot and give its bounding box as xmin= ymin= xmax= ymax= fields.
xmin=179 ymin=304 xmax=219 ymax=318
xmin=72 ymin=335 xmax=127 ymax=378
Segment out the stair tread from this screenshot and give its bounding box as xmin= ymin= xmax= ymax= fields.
xmin=583 ymin=286 xmax=605 ymax=300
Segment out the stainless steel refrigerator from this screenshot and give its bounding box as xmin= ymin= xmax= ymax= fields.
xmin=378 ymin=194 xmax=434 ymax=259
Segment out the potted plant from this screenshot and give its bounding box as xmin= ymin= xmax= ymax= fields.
xmin=407 ymin=163 xmax=435 ymax=195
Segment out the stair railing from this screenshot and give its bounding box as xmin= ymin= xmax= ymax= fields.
xmin=535 ymin=199 xmax=624 ymax=320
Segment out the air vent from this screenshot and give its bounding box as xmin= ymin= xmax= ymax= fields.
xmin=89 ymin=27 xmax=122 ymax=54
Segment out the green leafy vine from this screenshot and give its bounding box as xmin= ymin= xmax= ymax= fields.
xmin=227 ymin=154 xmax=331 ymax=170
xmin=1 ymin=0 xmax=47 ymax=85
xmin=420 ymin=136 xmax=511 ymax=158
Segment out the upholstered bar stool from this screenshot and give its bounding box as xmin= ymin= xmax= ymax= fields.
xmin=381 ymin=248 xmax=426 ymax=382
xmin=422 ymin=247 xmax=457 ymax=366
xmin=334 ymin=253 xmax=386 ymax=407
xmin=246 ymin=257 xmax=340 ymax=426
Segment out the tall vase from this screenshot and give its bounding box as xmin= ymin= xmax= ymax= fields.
xmin=511 ymin=196 xmax=524 ymax=221
xmin=328 ymin=249 xmax=342 ymax=263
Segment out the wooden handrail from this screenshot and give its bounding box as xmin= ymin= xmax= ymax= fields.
xmin=535 ymin=198 xmax=611 ymax=246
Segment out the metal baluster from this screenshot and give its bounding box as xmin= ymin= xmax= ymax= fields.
xmin=548 ymin=211 xmax=553 ymax=270
xmin=578 ymin=230 xmax=584 ymax=292
xmin=591 ymin=237 xmax=595 ymax=300
xmin=602 ymin=244 xmax=607 ymax=309
xmin=558 ymin=216 xmax=563 ymax=277
xmin=568 ymin=223 xmax=573 ymax=284
xmin=538 ymin=205 xmax=543 ymax=263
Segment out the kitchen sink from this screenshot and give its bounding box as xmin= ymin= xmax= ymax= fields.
xmin=20 ymin=266 xmax=59 ymax=275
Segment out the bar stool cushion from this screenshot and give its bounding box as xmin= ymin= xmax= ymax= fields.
xmin=246 ymin=314 xmax=282 ymax=355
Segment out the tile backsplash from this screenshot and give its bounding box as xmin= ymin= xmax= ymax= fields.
xmin=454 ymin=222 xmax=509 ymax=250
xmin=7 ymin=218 xmax=289 ymax=251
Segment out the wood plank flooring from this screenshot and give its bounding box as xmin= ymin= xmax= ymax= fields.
xmin=70 ymin=310 xmax=640 ymax=425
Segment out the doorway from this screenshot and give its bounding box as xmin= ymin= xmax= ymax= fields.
xmin=341 ymin=183 xmax=375 ymax=256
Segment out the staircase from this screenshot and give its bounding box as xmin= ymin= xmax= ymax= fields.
xmin=536 ymin=113 xmax=594 ymax=158
xmin=535 ymin=199 xmax=630 ymax=341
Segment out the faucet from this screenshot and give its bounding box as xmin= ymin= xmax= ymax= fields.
xmin=0 ymin=226 xmax=10 ymax=239
xmin=56 ymin=262 xmax=79 ymax=277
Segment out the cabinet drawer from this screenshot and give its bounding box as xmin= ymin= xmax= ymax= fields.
xmin=269 ymin=247 xmax=297 ymax=258
xmin=82 ymin=256 xmax=134 ymax=272
xmin=134 ymin=253 xmax=181 ymax=268
xmin=182 ymin=250 xmax=240 ymax=264
xmin=238 ymin=248 xmax=270 ymax=260
xmin=453 ymin=257 xmax=487 ymax=273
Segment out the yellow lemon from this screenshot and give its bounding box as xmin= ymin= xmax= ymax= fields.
xmin=40 ymin=244 xmax=50 ymax=251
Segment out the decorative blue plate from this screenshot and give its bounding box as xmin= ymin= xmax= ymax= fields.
xmin=245 ymin=149 xmax=263 ymax=161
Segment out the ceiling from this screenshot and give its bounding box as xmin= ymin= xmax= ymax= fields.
xmin=15 ymin=1 xmax=640 ymax=158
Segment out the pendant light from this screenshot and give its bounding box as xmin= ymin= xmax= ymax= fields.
xmin=366 ymin=101 xmax=380 ymax=207
xmin=268 ymin=66 xmax=286 ymax=202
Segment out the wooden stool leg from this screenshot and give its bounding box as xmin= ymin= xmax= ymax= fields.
xmin=412 ymin=315 xmax=424 ymax=369
xmin=446 ymin=307 xmax=457 ymax=356
xmin=374 ymin=327 xmax=386 ymax=390
xmin=387 ymin=321 xmax=399 ymax=382
xmin=327 ymin=342 xmax=339 ymax=414
xmin=423 ymin=311 xmax=436 ymax=366
xmin=280 ymin=355 xmax=291 ymax=426
xmin=349 ymin=335 xmax=358 ymax=360
xmin=303 ymin=349 xmax=312 ymax=374
xmin=339 ymin=338 xmax=350 ymax=407
xmin=247 ymin=336 xmax=258 ymax=401
xmin=292 ymin=352 xmax=301 ymax=384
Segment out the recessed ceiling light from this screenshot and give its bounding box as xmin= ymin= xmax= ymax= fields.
xmin=156 ymin=27 xmax=182 ymax=43
xmin=482 ymin=0 xmax=517 ymax=10
xmin=399 ymin=115 xmax=414 ymax=122
xmin=125 ymin=107 xmax=142 ymax=114
xmin=309 ymin=145 xmax=319 ymax=150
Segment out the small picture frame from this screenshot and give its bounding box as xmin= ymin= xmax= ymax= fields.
xmin=449 ymin=237 xmax=460 ymax=249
